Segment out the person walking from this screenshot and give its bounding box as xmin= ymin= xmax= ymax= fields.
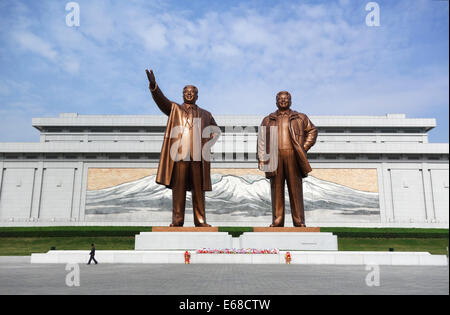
xmin=87 ymin=243 xmax=98 ymax=265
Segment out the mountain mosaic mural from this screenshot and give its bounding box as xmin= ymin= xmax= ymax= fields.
xmin=85 ymin=170 xmax=380 ymax=224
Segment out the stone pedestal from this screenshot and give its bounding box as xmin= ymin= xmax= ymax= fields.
xmin=135 ymin=232 xmax=232 ymax=250
xmin=239 ymin=232 xmax=338 ymax=251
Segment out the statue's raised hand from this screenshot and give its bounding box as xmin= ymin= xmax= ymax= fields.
xmin=145 ymin=69 xmax=156 ymax=89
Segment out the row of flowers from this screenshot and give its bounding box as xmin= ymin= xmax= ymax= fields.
xmin=196 ymin=248 xmax=279 ymax=255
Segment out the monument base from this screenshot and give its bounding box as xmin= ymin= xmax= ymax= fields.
xmin=239 ymin=232 xmax=338 ymax=251
xmin=135 ymin=231 xmax=337 ymax=251
xmin=30 ymin=250 xmax=448 ymax=266
xmin=135 ymin=232 xmax=232 ymax=250
xmin=30 ymin=229 xmax=444 ymax=266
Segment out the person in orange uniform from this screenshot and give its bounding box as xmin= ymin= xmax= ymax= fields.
xmin=285 ymin=252 xmax=292 ymax=264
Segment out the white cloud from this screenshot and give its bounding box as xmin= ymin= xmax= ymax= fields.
xmin=135 ymin=22 xmax=169 ymax=52
xmin=13 ymin=31 xmax=58 ymax=60
xmin=61 ymin=56 xmax=81 ymax=74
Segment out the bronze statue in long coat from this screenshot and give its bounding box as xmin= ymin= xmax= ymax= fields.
xmin=146 ymin=69 xmax=220 ymax=227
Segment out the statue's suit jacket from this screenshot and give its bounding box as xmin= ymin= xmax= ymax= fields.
xmin=150 ymin=83 xmax=219 ymax=191
xmin=257 ymin=110 xmax=318 ymax=178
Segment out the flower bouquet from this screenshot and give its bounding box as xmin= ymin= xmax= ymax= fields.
xmin=196 ymin=248 xmax=279 ymax=255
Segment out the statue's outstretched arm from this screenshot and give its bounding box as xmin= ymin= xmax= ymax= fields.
xmin=145 ymin=69 xmax=172 ymax=116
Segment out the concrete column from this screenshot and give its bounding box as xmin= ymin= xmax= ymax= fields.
xmin=78 ymin=162 xmax=89 ymax=221
xmin=0 ymin=162 xmax=4 ymax=198
xmin=376 ymin=165 xmax=387 ymax=223
xmin=30 ymin=162 xmax=44 ymax=220
xmin=28 ymin=168 xmax=37 ymax=219
xmin=71 ymin=162 xmax=84 ymax=221
xmin=69 ymin=168 xmax=76 ymax=220
xmin=421 ymin=163 xmax=435 ymax=222
xmin=382 ymin=164 xmax=395 ymax=222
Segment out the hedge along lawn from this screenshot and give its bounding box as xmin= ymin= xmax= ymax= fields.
xmin=0 ymin=226 xmax=446 ymax=238
xmin=0 ymin=226 xmax=152 ymax=237
xmin=320 ymin=227 xmax=449 ymax=239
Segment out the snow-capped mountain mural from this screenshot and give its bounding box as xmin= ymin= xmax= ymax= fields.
xmin=85 ymin=174 xmax=380 ymax=223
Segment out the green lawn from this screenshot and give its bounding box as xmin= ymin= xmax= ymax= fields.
xmin=0 ymin=227 xmax=447 ymax=256
xmin=0 ymin=237 xmax=135 ymax=256
xmin=0 ymin=236 xmax=448 ymax=256
xmin=339 ymin=238 xmax=449 ymax=255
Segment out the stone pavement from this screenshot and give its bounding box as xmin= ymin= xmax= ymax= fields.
xmin=0 ymin=257 xmax=448 ymax=295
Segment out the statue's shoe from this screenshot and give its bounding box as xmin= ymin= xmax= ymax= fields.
xmin=269 ymin=224 xmax=284 ymax=227
xmin=170 ymin=224 xmax=183 ymax=227
xmin=196 ymin=223 xmax=212 ymax=227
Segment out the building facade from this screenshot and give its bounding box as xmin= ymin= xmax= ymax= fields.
xmin=0 ymin=113 xmax=448 ymax=227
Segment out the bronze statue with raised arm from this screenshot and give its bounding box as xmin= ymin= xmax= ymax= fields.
xmin=145 ymin=69 xmax=220 ymax=227
xmin=257 ymin=91 xmax=318 ymax=227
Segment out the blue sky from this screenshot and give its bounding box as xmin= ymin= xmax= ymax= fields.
xmin=0 ymin=0 xmax=448 ymax=142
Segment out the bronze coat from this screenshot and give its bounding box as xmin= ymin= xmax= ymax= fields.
xmin=257 ymin=109 xmax=318 ymax=178
xmin=150 ymin=83 xmax=219 ymax=191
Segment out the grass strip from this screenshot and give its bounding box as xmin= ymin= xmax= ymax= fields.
xmin=338 ymin=238 xmax=449 ymax=255
xmin=0 ymin=236 xmax=447 ymax=256
xmin=0 ymin=237 xmax=135 ymax=256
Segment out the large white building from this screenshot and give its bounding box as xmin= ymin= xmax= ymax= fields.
xmin=0 ymin=113 xmax=448 ymax=227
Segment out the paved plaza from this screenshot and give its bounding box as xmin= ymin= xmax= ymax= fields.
xmin=0 ymin=257 xmax=448 ymax=295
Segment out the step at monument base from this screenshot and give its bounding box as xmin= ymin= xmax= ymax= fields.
xmin=30 ymin=250 xmax=448 ymax=266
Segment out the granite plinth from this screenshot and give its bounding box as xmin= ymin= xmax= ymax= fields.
xmin=135 ymin=232 xmax=232 ymax=250
xmin=239 ymin=232 xmax=338 ymax=251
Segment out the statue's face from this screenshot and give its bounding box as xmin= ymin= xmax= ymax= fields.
xmin=276 ymin=92 xmax=291 ymax=110
xmin=183 ymin=85 xmax=198 ymax=104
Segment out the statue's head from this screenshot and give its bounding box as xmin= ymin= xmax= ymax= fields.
xmin=276 ymin=91 xmax=291 ymax=110
xmin=183 ymin=85 xmax=198 ymax=104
